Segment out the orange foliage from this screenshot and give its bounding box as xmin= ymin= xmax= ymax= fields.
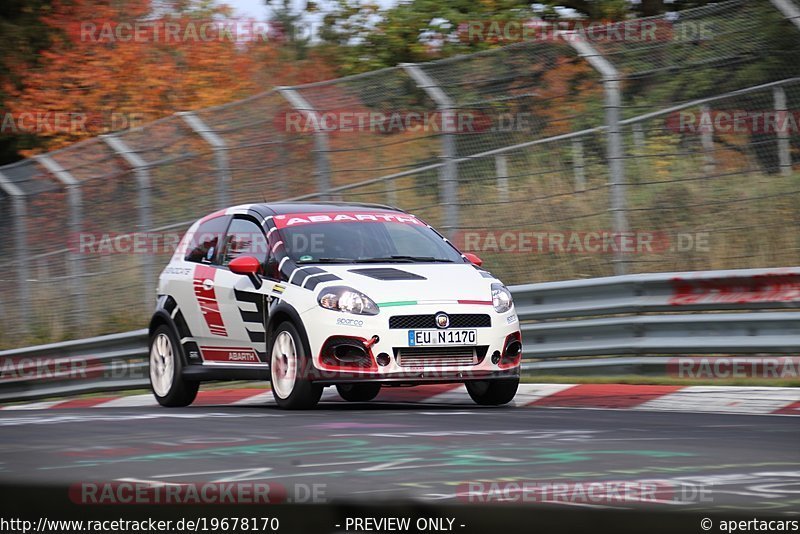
xmin=537 ymin=56 xmax=601 ymax=135
xmin=6 ymin=0 xmax=337 ymax=155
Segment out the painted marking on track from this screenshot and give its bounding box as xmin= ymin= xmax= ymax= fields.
xmin=233 ymin=392 xmax=274 ymax=405
xmin=96 ymin=395 xmax=158 ymax=408
xmin=52 ymin=398 xmax=117 ymax=409
xmin=153 ymin=468 xmax=274 ymax=482
xmin=419 ymin=412 xmax=476 ymax=415
xmin=116 ymin=477 xmax=184 ymax=487
xmin=4 ymin=412 xmax=281 ymax=429
xmin=192 ymin=389 xmax=267 ymax=406
xmin=530 ymin=384 xmax=684 ymax=409
xmin=154 ymin=468 xmax=346 ymax=481
xmin=635 ymin=386 xmax=800 ymax=415
xmin=514 ymin=383 xmax=577 ymax=405
xmin=1 ymin=400 xmax=63 ymax=411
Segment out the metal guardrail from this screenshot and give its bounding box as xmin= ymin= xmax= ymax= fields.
xmin=0 ymin=330 xmax=148 ymax=402
xmin=1 ymin=267 xmax=798 ymax=402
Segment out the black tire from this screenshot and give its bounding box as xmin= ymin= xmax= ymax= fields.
xmin=270 ymin=321 xmax=323 ymax=409
xmin=465 ymin=378 xmax=519 ymax=406
xmin=336 ymin=383 xmax=381 ymax=402
xmin=149 ymin=324 xmax=199 ymax=407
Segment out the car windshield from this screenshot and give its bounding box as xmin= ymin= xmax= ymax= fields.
xmin=275 ymin=213 xmax=464 ymax=264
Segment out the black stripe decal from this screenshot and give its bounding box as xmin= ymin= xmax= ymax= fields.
xmin=173 ymin=309 xmax=193 ymax=339
xmin=247 ymin=330 xmax=266 ymax=344
xmin=280 ymin=260 xmax=295 ymax=281
xmin=240 ymin=310 xmax=262 ymax=324
xmin=234 ymin=289 xmax=263 ymax=304
xmin=163 ymin=296 xmax=178 ymax=314
xmin=234 ymin=288 xmax=267 ymax=354
xmin=290 ymin=266 xmax=325 ymax=287
xmin=304 ymin=273 xmax=341 ymax=291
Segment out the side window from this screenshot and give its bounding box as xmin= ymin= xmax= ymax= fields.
xmin=184 ymin=216 xmax=229 ymax=264
xmin=220 ymin=218 xmax=268 ymax=268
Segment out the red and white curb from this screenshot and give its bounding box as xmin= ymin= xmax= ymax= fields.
xmin=2 ymin=383 xmax=799 ymax=415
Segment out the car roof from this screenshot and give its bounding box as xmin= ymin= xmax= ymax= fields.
xmin=251 ymin=201 xmax=407 ymax=216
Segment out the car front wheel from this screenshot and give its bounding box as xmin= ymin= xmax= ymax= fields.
xmin=270 ymin=322 xmax=322 ymax=409
xmin=465 ymin=378 xmax=519 ymax=406
xmin=149 ymin=325 xmax=199 ymax=407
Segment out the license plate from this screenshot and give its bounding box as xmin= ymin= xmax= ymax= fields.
xmin=408 ymin=329 xmax=477 ymax=346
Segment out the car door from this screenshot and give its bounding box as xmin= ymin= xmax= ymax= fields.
xmin=174 ymin=214 xmax=230 ymax=355
xmin=209 ymin=215 xmax=272 ymax=364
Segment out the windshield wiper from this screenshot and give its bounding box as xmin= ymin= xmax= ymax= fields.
xmin=296 ymin=257 xmax=352 ymax=264
xmin=355 ymin=255 xmax=454 ymax=263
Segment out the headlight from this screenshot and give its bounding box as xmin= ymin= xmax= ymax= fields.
xmin=491 ymin=283 xmax=513 ymax=313
xmin=318 ymin=286 xmax=380 ymax=315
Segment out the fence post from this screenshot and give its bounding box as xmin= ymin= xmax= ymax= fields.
xmin=178 ymin=112 xmax=230 ymax=208
xmin=774 ymin=86 xmax=792 ymax=177
xmin=276 ymin=130 xmax=290 ymax=199
xmin=632 ymin=122 xmax=646 ymax=150
xmin=699 ymin=105 xmax=716 ymax=175
xmin=0 ymin=171 xmax=30 ymax=332
xmin=400 ymin=63 xmax=459 ymax=237
xmin=102 ymin=135 xmax=154 ymax=310
xmin=768 ymin=0 xmax=800 ymax=30
xmin=631 ymin=122 xmax=646 ymax=180
xmin=567 ymin=38 xmax=628 ymax=275
xmin=571 ymin=138 xmax=586 ymax=191
xmin=277 ymin=87 xmax=332 ymax=200
xmin=495 ymin=154 xmax=510 ymax=203
xmin=769 ymin=0 xmax=800 ymax=174
xmin=35 ymin=155 xmax=87 ymax=325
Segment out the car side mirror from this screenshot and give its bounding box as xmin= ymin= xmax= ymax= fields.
xmin=229 ymin=256 xmax=262 ymax=289
xmin=464 ymin=252 xmax=483 ymax=267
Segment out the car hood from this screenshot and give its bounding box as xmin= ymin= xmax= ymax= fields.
xmin=313 ymin=263 xmax=496 ymax=304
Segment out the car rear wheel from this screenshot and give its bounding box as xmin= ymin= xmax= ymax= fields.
xmin=149 ymin=325 xmax=199 ymax=407
xmin=336 ymin=383 xmax=381 ymax=402
xmin=465 ymin=378 xmax=519 ymax=406
xmin=270 ymin=321 xmax=322 ymax=409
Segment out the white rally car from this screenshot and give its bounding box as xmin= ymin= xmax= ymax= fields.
xmin=148 ymin=202 xmax=522 ymax=409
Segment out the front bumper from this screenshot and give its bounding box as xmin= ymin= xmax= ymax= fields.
xmin=309 ymin=367 xmax=520 ymax=386
xmin=301 ymin=304 xmax=522 ymax=382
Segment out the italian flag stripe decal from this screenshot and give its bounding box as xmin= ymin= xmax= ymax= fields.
xmin=377 ymin=301 xmax=418 ymax=307
xmin=377 ymin=299 xmax=493 ymax=307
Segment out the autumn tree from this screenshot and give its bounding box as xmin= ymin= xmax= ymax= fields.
xmin=0 ymin=0 xmax=55 ymax=163
xmin=3 ymin=0 xmax=336 ymax=156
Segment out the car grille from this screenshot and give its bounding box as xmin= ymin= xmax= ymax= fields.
xmin=389 ymin=314 xmax=491 ymax=329
xmin=394 ymin=346 xmax=489 ymax=368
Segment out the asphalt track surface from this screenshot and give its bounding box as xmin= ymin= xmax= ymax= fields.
xmin=1 ymin=396 xmax=798 ymax=515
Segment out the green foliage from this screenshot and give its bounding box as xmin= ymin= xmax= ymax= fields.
xmin=314 ymin=0 xmax=731 ymax=76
